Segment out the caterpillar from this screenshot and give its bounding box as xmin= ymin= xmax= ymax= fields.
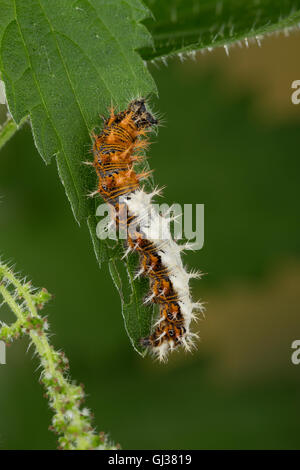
xmin=90 ymin=99 xmax=203 ymax=361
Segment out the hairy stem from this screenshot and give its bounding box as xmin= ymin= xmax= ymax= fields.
xmin=0 ymin=261 xmax=116 ymax=450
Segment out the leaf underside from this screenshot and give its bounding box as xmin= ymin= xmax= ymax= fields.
xmin=0 ymin=0 xmax=156 ymax=354
xmin=141 ymin=0 xmax=300 ymax=60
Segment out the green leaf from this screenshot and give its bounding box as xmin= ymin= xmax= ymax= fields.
xmin=0 ymin=0 xmax=157 ymax=354
xmin=109 ymin=255 xmax=155 ymax=355
xmin=141 ymin=0 xmax=300 ymax=60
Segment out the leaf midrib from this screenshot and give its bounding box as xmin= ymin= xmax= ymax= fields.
xmin=13 ymin=0 xmax=81 ymax=214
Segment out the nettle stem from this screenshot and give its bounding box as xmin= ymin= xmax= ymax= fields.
xmin=0 ymin=261 xmax=116 ymax=450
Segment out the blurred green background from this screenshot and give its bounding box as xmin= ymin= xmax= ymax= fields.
xmin=1 ymin=32 xmax=300 ymax=450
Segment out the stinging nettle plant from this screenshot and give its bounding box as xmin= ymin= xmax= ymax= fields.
xmin=0 ymin=0 xmax=300 ymax=449
xmin=0 ymin=261 xmax=117 ymax=449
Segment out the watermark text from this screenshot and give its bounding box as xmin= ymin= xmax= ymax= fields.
xmin=291 ymin=80 xmax=300 ymax=104
xmin=95 ymin=201 xmax=204 ymax=250
xmin=291 ymin=340 xmax=300 ymax=365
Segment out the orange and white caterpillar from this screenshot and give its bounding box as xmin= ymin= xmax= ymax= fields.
xmin=90 ymin=99 xmax=203 ymax=360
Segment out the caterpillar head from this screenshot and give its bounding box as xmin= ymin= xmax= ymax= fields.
xmin=129 ymin=99 xmax=158 ymax=129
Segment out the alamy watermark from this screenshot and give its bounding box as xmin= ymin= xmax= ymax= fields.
xmin=0 ymin=80 xmax=6 ymax=105
xmin=95 ymin=201 xmax=204 ymax=250
xmin=291 ymin=340 xmax=300 ymax=365
xmin=0 ymin=340 xmax=6 ymax=365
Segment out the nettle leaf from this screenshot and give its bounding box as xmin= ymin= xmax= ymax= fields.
xmin=0 ymin=0 xmax=157 ymax=354
xmin=141 ymin=0 xmax=300 ymax=60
